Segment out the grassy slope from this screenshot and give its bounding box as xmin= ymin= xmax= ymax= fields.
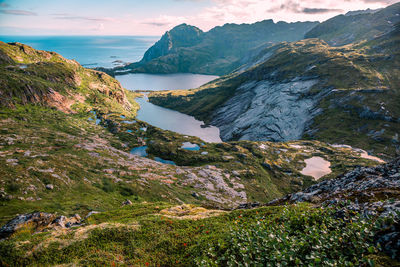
xmin=0 ymin=41 xmax=139 ymax=116
xmin=304 ymin=24 xmax=400 ymax=158
xmin=0 ymin=105 xmax=377 ymax=224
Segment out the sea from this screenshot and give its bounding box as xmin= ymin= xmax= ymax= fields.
xmin=0 ymin=35 xmax=159 ymax=68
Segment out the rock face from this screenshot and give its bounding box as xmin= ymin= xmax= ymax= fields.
xmin=140 ymin=24 xmax=204 ymax=64
xmin=211 ymin=79 xmax=320 ymax=141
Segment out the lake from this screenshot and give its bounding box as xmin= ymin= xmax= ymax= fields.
xmin=134 ymin=96 xmax=221 ymax=143
xmin=116 ymin=73 xmax=221 ymax=142
xmin=115 ymin=73 xmax=218 ymax=91
xmin=300 ymin=157 xmax=332 ymax=180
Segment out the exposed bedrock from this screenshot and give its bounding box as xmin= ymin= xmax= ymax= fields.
xmin=211 ymin=78 xmax=321 ymax=142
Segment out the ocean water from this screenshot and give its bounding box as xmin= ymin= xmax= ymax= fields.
xmin=0 ymin=35 xmax=159 ymax=68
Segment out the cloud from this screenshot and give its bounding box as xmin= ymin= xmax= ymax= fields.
xmin=141 ymin=15 xmax=188 ymax=28
xmin=196 ymin=0 xmax=397 ymax=28
xmin=0 ymin=9 xmax=37 ymax=16
xmin=302 ymin=8 xmax=344 ymax=14
xmin=359 ymin=0 xmax=398 ymax=3
xmin=53 ymin=15 xmax=115 ymax=22
xmin=266 ymin=1 xmax=343 ymax=14
xmin=142 ymin=22 xmax=170 ymax=27
xmin=2 ymin=0 xmax=398 ymax=35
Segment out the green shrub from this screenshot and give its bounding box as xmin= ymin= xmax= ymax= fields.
xmin=118 ymin=184 xmax=135 ymax=196
xmin=197 ymin=207 xmax=379 ymax=266
xmin=101 ymin=179 xmax=115 ymax=193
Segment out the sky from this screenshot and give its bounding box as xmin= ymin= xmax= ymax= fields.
xmin=0 ymin=0 xmax=398 ymax=36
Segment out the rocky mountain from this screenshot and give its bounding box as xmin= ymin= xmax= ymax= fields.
xmin=107 ymin=20 xmax=319 ymax=75
xmin=149 ymin=4 xmax=400 ymax=160
xmin=345 ymin=8 xmax=381 ymax=16
xmin=139 ymin=24 xmax=204 ymax=64
xmin=305 ymin=2 xmax=400 ymax=46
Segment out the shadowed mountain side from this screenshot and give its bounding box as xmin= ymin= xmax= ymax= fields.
xmin=105 ymin=20 xmax=318 ymax=76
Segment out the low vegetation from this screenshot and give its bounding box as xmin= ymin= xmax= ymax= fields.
xmin=0 ymin=202 xmax=397 ymax=266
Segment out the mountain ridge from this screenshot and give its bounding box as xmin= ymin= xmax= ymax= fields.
xmin=305 ymin=2 xmax=400 ymax=46
xmin=104 ymin=19 xmax=319 ymax=76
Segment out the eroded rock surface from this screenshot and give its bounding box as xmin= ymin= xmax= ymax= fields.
xmin=211 ymin=79 xmax=320 ymax=141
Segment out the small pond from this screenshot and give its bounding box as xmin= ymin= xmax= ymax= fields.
xmin=300 ymin=156 xmax=332 ymax=180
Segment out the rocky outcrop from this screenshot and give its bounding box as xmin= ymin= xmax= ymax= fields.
xmin=271 ymin=157 xmax=400 ymax=208
xmin=0 ymin=212 xmax=81 ymax=239
xmin=211 ymin=79 xmax=320 ymax=141
xmin=267 ymin=157 xmax=400 ymax=258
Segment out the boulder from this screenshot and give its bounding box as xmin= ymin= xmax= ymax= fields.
xmin=0 ymin=212 xmax=83 ymax=239
xmin=236 ymin=202 xmax=261 ymax=209
xmin=122 ymin=199 xmax=133 ymax=206
xmin=45 ymin=184 xmax=54 ymax=190
xmin=0 ymin=212 xmax=55 ymax=239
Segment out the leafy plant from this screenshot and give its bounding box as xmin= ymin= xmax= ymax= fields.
xmin=197 ymin=206 xmax=380 ymax=266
